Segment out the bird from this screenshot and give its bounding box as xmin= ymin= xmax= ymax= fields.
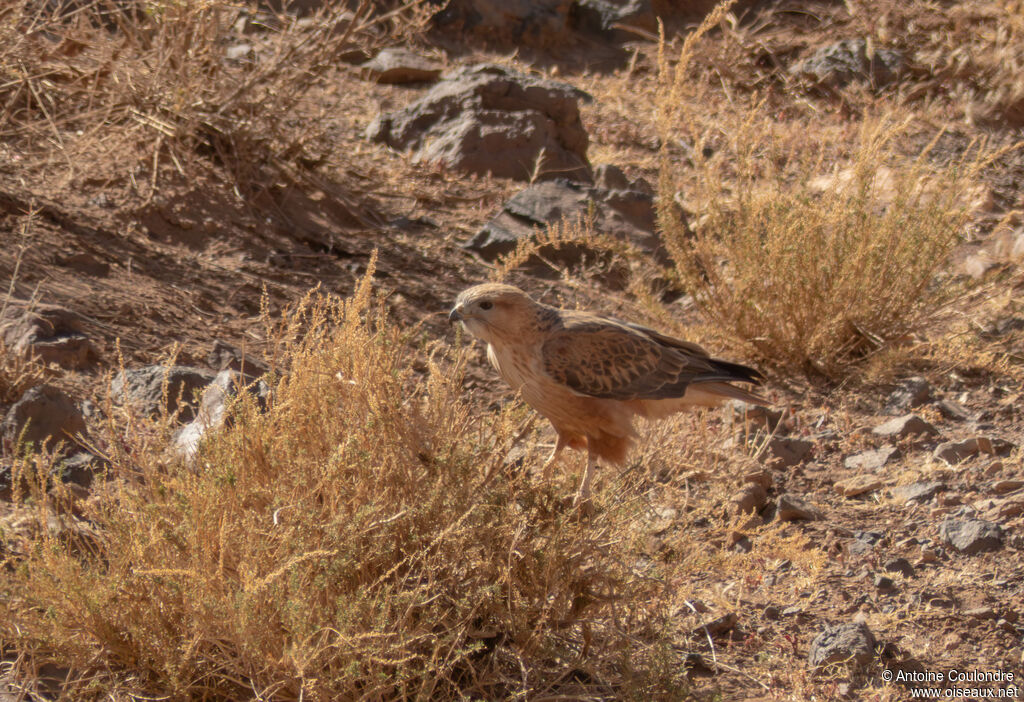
xmin=449 ymin=283 xmax=766 ymax=506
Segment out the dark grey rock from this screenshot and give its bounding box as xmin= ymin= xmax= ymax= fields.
xmin=935 ymin=399 xmax=971 ymax=421
xmin=849 ymin=530 xmax=883 ymax=555
xmin=360 ymin=48 xmax=442 ymax=84
xmin=111 ymin=365 xmax=216 ymax=422
xmin=808 ymin=621 xmax=876 ymax=672
xmin=883 ymin=558 xmax=916 ymax=578
xmin=934 ymin=437 xmax=1016 ymax=465
xmin=886 ymin=376 xmax=931 ymax=412
xmin=574 ymin=0 xmax=658 ymax=41
xmin=464 ymin=167 xmax=661 ymax=264
xmin=939 ymin=518 xmax=1004 ymax=555
xmin=790 ymin=38 xmax=905 ymax=90
xmin=368 ymin=63 xmax=591 ymax=182
xmin=0 ymin=302 xmax=98 ymax=370
xmin=1 ymin=385 xmax=87 ymax=453
xmin=874 ymin=575 xmax=896 ymax=592
xmin=56 ymin=451 xmax=108 ymax=488
xmin=774 ymin=494 xmax=822 ymax=522
xmin=872 ymin=414 xmax=939 ymax=441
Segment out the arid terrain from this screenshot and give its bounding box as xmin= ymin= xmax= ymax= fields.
xmin=1 ymin=0 xmax=1023 ymax=699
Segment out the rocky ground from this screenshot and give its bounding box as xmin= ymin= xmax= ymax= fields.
xmin=1 ymin=0 xmax=1023 ymax=699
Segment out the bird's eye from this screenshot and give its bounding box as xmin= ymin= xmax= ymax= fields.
xmin=479 ymin=301 xmax=493 ymax=311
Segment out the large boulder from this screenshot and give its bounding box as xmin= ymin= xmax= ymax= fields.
xmin=367 ymin=64 xmax=592 ymax=182
xmin=1 ymin=385 xmax=87 ymax=453
xmin=111 ymin=365 xmax=215 ymax=422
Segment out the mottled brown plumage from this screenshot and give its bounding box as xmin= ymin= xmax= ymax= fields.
xmin=450 ymin=283 xmax=766 ymax=504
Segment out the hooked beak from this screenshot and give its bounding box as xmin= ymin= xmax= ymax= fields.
xmin=448 ymin=306 xmax=462 ymax=324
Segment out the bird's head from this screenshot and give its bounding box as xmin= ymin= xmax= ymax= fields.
xmin=449 ymin=283 xmax=538 ymax=344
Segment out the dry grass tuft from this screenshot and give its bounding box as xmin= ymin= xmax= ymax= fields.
xmin=0 ymin=261 xmax=694 ymax=700
xmin=0 ymin=340 xmax=46 ymax=405
xmin=0 ymin=0 xmax=428 ymax=195
xmin=653 ymin=2 xmax=1014 ymax=378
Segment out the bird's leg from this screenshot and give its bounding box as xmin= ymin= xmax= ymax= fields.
xmin=574 ymin=446 xmax=598 ymax=508
xmin=541 ymin=434 xmax=568 ymax=482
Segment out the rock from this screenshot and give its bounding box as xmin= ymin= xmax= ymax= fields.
xmin=872 ymin=414 xmax=939 ymax=441
xmin=935 ymin=399 xmax=971 ymax=421
xmin=0 ymin=302 xmax=97 ymax=370
xmin=992 ymin=479 xmax=1024 ymax=494
xmin=573 ymin=0 xmax=659 ymax=41
xmin=174 ymin=370 xmax=270 ymax=461
xmin=207 ymin=340 xmax=269 ymax=377
xmin=886 ymin=377 xmax=931 ymax=412
xmin=977 ymin=316 xmax=1024 ymax=339
xmin=933 ymin=437 xmax=1016 ymax=465
xmin=360 ymin=48 xmax=442 ymax=84
xmin=367 ymin=63 xmax=591 ymax=182
xmin=883 ymin=558 xmax=916 ymax=578
xmin=111 ymin=365 xmax=216 ymax=422
xmin=834 ymin=474 xmax=883 ymax=497
xmin=727 ymin=530 xmax=752 ymax=552
xmin=763 ymin=437 xmax=813 ymax=468
xmin=432 ymin=0 xmax=572 ymax=49
xmin=964 ymin=607 xmax=998 ymax=620
xmin=939 ymin=518 xmax=1004 ymax=555
xmin=730 ymin=483 xmax=767 ymax=516
xmin=742 ymin=468 xmax=773 ymax=491
xmin=763 ymin=605 xmax=781 ymax=620
xmin=849 ymin=530 xmax=883 ymax=555
xmin=774 ymin=493 xmax=822 ymax=522
xmin=1 ymin=385 xmax=87 ymax=453
xmin=996 ymin=618 xmax=1019 ymax=634
xmin=682 ymin=652 xmax=716 ymax=677
xmin=55 ymin=451 xmax=106 ymax=488
xmin=874 ymin=575 xmax=896 ymax=592
xmin=843 ymin=446 xmax=898 ymax=473
xmin=694 ymin=612 xmax=737 ymax=637
xmin=464 ymin=167 xmax=661 ymax=264
xmin=808 ymin=621 xmax=876 ymax=672
xmin=981 ymin=497 xmax=1024 ymax=521
xmin=891 ymin=481 xmax=944 ymax=504
xmin=790 ymin=38 xmax=904 ymax=91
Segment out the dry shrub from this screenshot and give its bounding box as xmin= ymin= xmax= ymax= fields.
xmin=1 ymin=261 xmax=689 ymax=700
xmin=0 ymin=221 xmax=48 ymax=404
xmin=849 ymin=0 xmax=1024 ymax=126
xmin=0 ymin=0 xmax=428 ymax=193
xmin=0 ymin=340 xmax=46 ymax=404
xmin=654 ymin=3 xmax=1011 ymax=378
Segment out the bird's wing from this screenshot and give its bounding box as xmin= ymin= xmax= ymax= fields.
xmin=541 ymin=314 xmax=747 ymax=400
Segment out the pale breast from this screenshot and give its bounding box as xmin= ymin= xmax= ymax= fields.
xmin=487 ymin=341 xmax=635 ymax=439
